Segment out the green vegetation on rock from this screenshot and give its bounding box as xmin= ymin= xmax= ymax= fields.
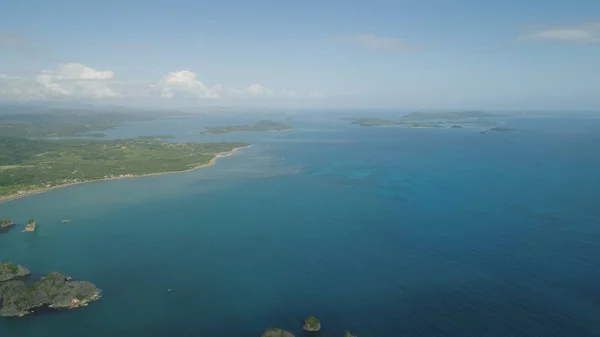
xmin=0 ymin=263 xmax=101 ymax=317
xmin=0 ymin=219 xmax=13 ymax=230
xmin=23 ymin=219 xmax=37 ymax=232
xmin=201 ymin=120 xmax=291 ymax=134
xmin=0 ymin=262 xmax=30 ymax=282
xmin=6 ymin=263 xmax=18 ymax=274
xmin=0 ymin=136 xmax=248 ymax=197
xmin=261 ymin=328 xmax=295 ymax=337
xmin=303 ymin=316 xmax=321 ymax=331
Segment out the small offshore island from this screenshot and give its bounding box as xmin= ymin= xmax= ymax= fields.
xmin=0 ymin=136 xmax=249 ymax=202
xmin=344 ymin=111 xmax=513 ymax=131
xmin=480 ymin=126 xmax=516 ymax=133
xmin=23 ymin=219 xmax=37 ymax=232
xmin=0 ymin=219 xmax=39 ymax=233
xmin=0 ymin=219 xmax=13 ymax=232
xmin=201 ymin=120 xmax=292 ymax=134
xmin=0 ymin=262 xmax=101 ymax=318
xmin=261 ymin=316 xmax=356 ymax=337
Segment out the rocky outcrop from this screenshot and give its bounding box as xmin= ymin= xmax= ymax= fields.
xmin=0 ymin=263 xmax=101 ymax=318
xmin=23 ymin=219 xmax=36 ymax=232
xmin=261 ymin=319 xmax=355 ymax=336
xmin=0 ymin=263 xmax=31 ymax=282
xmin=261 ymin=328 xmax=295 ymax=337
xmin=480 ymin=126 xmax=516 ymax=134
xmin=303 ymin=316 xmax=321 ymax=332
xmin=0 ymin=219 xmax=13 ymax=231
xmin=489 ymin=126 xmax=515 ymax=132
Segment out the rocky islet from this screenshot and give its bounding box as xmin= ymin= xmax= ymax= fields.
xmin=0 ymin=262 xmax=101 ymax=318
xmin=0 ymin=219 xmax=13 ymax=232
xmin=303 ymin=316 xmax=321 ymax=332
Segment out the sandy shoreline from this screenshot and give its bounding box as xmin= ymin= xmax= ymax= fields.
xmin=0 ymin=145 xmax=251 ymax=204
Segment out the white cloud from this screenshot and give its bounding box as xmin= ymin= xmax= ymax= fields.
xmin=338 ymin=34 xmax=420 ymax=52
xmin=229 ymin=83 xmax=276 ymax=98
xmin=520 ymin=22 xmax=600 ymax=44
xmin=245 ymin=84 xmax=273 ymax=96
xmin=36 ymin=72 xmax=71 ymax=96
xmin=0 ymin=63 xmax=118 ymax=100
xmin=0 ymin=85 xmax=23 ymax=97
xmin=160 ymin=87 xmax=174 ymax=99
xmin=56 ymin=63 xmax=114 ymax=80
xmin=157 ymin=70 xmax=222 ymax=99
xmin=30 ymin=63 xmax=117 ymax=98
xmin=0 ymin=64 xmax=317 ymax=103
xmin=161 ymin=70 xmax=197 ymax=84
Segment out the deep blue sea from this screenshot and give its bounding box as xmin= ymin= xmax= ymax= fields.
xmin=1 ymin=113 xmax=600 ymax=337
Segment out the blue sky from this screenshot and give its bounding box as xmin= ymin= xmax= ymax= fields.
xmin=0 ymin=0 xmax=599 ymax=109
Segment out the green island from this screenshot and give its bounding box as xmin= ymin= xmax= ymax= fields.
xmin=201 ymin=120 xmax=292 ymax=134
xmin=0 ymin=136 xmax=248 ymax=201
xmin=401 ymin=111 xmax=494 ymax=120
xmin=349 ymin=118 xmax=402 ymax=127
xmin=0 ymin=107 xmax=156 ymax=138
xmin=0 ymin=106 xmax=252 ymax=202
xmin=346 ymin=111 xmax=503 ymax=130
xmin=0 ymin=262 xmax=101 ymax=317
xmin=0 ymin=219 xmax=13 ymax=231
xmin=480 ymin=126 xmax=516 ymax=133
xmin=350 ymin=118 xmax=447 ymax=128
xmin=303 ymin=316 xmax=322 ymax=331
xmin=23 ymin=218 xmax=37 ymax=232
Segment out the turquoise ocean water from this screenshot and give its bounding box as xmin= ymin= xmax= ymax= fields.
xmin=1 ymin=114 xmax=600 ymax=336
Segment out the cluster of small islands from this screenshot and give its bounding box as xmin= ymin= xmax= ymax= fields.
xmin=0 ymin=259 xmax=354 ymax=336
xmin=260 ymin=316 xmax=357 ymax=337
xmin=1 ymin=218 xmax=38 ymax=233
xmin=343 ymin=111 xmax=516 ymax=133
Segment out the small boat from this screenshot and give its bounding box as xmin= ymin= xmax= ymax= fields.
xmin=61 ymin=220 xmax=72 ymax=223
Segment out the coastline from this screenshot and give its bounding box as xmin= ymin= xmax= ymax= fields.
xmin=0 ymin=145 xmax=251 ymax=204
